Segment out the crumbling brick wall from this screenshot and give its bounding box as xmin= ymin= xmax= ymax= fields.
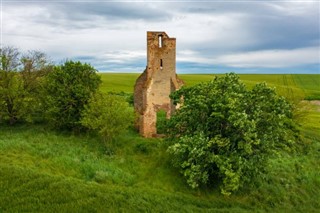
xmin=134 ymin=31 xmax=183 ymax=137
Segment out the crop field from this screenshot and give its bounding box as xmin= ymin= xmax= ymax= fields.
xmin=100 ymin=73 xmax=320 ymax=101
xmin=100 ymin=73 xmax=139 ymax=93
xmin=0 ymin=73 xmax=319 ymax=212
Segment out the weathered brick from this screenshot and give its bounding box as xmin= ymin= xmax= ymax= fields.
xmin=134 ymin=31 xmax=183 ymax=137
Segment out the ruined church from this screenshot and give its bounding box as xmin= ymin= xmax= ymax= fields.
xmin=134 ymin=31 xmax=184 ymax=137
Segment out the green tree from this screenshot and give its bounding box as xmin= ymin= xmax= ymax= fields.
xmin=20 ymin=50 xmax=53 ymax=122
xmin=167 ymin=73 xmax=300 ymax=195
xmin=0 ymin=46 xmax=22 ymax=124
xmin=21 ymin=50 xmax=52 ymax=93
xmin=0 ymin=47 xmax=51 ymax=124
xmin=0 ymin=46 xmax=20 ymax=72
xmin=0 ymin=71 xmax=27 ymax=124
xmin=81 ymin=92 xmax=133 ymax=143
xmin=44 ymin=60 xmax=101 ymax=130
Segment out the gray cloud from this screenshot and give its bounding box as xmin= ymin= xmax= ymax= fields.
xmin=5 ymin=1 xmax=172 ymax=29
xmin=167 ymin=1 xmax=319 ymax=51
xmin=1 ymin=1 xmax=319 ymax=73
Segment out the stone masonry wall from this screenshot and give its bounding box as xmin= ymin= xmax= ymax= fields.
xmin=134 ymin=31 xmax=183 ymax=137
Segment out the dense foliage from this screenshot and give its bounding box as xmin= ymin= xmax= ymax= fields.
xmin=0 ymin=47 xmax=51 ymax=124
xmin=167 ymin=73 xmax=300 ymax=195
xmin=1 ymin=47 xmax=135 ymax=145
xmin=0 ymin=71 xmax=26 ymax=124
xmin=44 ymin=60 xmax=101 ymax=130
xmin=81 ymin=92 xmax=133 ymax=142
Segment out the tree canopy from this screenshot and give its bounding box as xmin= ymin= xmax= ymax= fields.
xmin=166 ymin=73 xmax=300 ymax=195
xmin=0 ymin=46 xmax=52 ymax=124
xmin=44 ymin=60 xmax=101 ymax=130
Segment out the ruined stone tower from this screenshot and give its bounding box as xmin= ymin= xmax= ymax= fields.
xmin=134 ymin=31 xmax=184 ymax=137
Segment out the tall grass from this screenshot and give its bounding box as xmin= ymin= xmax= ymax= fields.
xmin=1 ymin=119 xmax=319 ymax=212
xmin=0 ymin=125 xmax=256 ymax=212
xmin=1 ymin=73 xmax=319 ymax=212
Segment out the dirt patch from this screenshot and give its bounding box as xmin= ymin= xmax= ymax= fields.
xmin=310 ymin=101 xmax=320 ymax=112
xmin=310 ymin=100 xmax=320 ymax=106
xmin=300 ymin=100 xmax=320 ymax=112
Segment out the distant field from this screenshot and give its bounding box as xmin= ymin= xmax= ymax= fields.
xmin=100 ymin=73 xmax=320 ymax=100
xmin=100 ymin=73 xmax=139 ymax=93
xmin=293 ymin=75 xmax=320 ymax=100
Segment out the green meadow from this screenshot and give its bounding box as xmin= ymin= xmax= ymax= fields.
xmin=1 ymin=74 xmax=319 ymax=212
xmin=100 ymin=73 xmax=320 ymax=100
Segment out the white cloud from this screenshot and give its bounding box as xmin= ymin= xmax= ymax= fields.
xmin=177 ymin=49 xmax=209 ymax=64
xmin=266 ymin=1 xmax=319 ymax=16
xmin=1 ymin=1 xmax=319 ymax=73
xmin=178 ymin=46 xmax=320 ymax=68
xmin=215 ymin=46 xmax=320 ymax=68
xmin=99 ymin=50 xmax=145 ymax=64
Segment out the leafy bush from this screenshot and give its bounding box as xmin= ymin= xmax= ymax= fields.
xmin=44 ymin=61 xmax=101 ymax=130
xmin=166 ymin=73 xmax=301 ymax=195
xmin=107 ymin=91 xmax=134 ymax=106
xmin=81 ymin=92 xmax=133 ymax=143
xmin=0 ymin=46 xmax=51 ymax=124
xmin=0 ymin=71 xmax=27 ymax=124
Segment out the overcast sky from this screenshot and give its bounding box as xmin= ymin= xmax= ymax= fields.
xmin=1 ymin=0 xmax=319 ymax=74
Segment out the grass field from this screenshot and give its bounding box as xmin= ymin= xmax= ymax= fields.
xmin=100 ymin=73 xmax=320 ymax=101
xmin=1 ymin=73 xmax=319 ymax=212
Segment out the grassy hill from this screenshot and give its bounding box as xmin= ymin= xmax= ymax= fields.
xmin=1 ymin=74 xmax=319 ymax=212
